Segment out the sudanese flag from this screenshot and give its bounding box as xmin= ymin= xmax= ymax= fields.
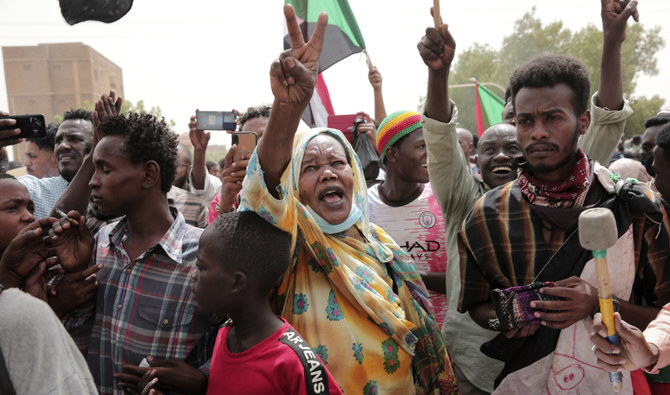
xmin=473 ymin=79 xmax=505 ymax=137
xmin=284 ymin=0 xmax=367 ymax=127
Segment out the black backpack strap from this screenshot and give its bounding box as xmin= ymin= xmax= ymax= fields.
xmin=279 ymin=328 xmax=330 ymax=395
xmin=0 ymin=284 xmax=17 ymax=395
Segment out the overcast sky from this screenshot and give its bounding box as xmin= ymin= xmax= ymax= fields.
xmin=1 ymin=0 xmax=668 ymax=148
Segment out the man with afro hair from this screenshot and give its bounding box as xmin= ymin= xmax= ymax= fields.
xmin=458 ymin=50 xmax=670 ymax=394
xmin=50 ymin=104 xmax=222 ymax=394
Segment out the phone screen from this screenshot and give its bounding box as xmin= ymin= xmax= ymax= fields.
xmin=196 ymin=111 xmax=236 ymax=130
xmin=232 ymin=132 xmax=257 ymax=162
xmin=222 ymin=112 xmax=236 ymax=123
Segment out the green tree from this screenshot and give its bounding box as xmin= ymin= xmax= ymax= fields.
xmin=625 ymin=95 xmax=666 ymax=136
xmin=443 ymin=8 xmax=665 ymax=137
xmin=55 ymin=98 xmax=176 ymax=129
xmin=120 ymin=99 xmax=176 ymax=129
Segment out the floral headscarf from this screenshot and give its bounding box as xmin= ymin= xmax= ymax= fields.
xmin=240 ymin=127 xmax=456 ymax=393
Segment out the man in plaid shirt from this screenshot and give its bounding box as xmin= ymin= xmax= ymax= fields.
xmin=51 ymin=107 xmax=222 ymax=394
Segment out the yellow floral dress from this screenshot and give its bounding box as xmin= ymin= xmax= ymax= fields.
xmin=239 ymin=128 xmax=458 ymax=394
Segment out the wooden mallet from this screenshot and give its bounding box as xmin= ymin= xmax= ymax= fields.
xmin=578 ymin=207 xmax=623 ymax=392
xmin=433 ymin=0 xmax=443 ymax=29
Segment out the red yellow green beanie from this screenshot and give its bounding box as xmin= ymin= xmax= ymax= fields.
xmin=376 ymin=111 xmax=422 ymax=163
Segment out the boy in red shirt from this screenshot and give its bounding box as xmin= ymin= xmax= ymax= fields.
xmin=142 ymin=211 xmax=341 ymax=395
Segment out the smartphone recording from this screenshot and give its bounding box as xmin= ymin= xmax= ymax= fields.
xmin=196 ymin=110 xmax=237 ymax=131
xmin=231 ymin=131 xmax=257 ymax=162
xmin=0 ymin=114 xmax=47 ymax=140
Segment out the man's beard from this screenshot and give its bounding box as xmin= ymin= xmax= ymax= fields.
xmin=60 ymin=166 xmax=78 ymax=182
xmin=174 ymin=174 xmax=188 ymax=189
xmin=526 ymin=124 xmax=580 ymax=176
xmin=60 ymin=142 xmax=89 ymax=182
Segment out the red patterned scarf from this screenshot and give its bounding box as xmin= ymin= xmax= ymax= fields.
xmin=518 ymin=149 xmax=591 ymax=208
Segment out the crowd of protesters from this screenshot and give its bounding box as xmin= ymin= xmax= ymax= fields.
xmin=3 ymin=0 xmax=670 ymax=394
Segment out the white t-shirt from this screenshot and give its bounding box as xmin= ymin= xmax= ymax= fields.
xmin=0 ymin=288 xmax=97 ymax=394
xmin=367 ymin=183 xmax=448 ymax=326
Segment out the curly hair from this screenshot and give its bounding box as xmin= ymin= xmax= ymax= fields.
xmin=26 ymin=122 xmax=58 ymax=151
xmin=63 ymin=108 xmax=93 ymax=122
xmin=98 ymin=113 xmax=178 ymax=193
xmin=509 ymin=54 xmax=591 ymax=116
xmin=656 ymin=123 xmax=670 ymax=162
xmin=211 ymin=211 xmax=291 ymax=295
xmin=239 ymin=105 xmax=271 ymax=130
xmin=644 ymin=113 xmax=670 ymax=129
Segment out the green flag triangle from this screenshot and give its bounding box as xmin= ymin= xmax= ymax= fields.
xmin=284 ymin=0 xmax=366 ymax=72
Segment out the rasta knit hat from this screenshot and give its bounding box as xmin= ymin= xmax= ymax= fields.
xmin=376 ymin=111 xmax=422 ymax=163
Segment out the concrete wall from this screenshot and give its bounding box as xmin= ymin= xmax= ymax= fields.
xmin=3 ymin=43 xmax=124 ymax=162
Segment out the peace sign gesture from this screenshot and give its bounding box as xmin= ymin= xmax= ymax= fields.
xmin=270 ymin=5 xmax=328 ymax=106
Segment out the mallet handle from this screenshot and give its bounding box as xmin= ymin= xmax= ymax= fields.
xmin=594 ymin=250 xmax=623 ymax=392
xmin=433 ymin=0 xmax=443 ymax=28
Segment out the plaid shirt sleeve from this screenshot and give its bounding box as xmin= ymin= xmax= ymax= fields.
xmin=62 ymin=300 xmax=95 ymax=354
xmin=457 ymin=196 xmax=506 ymax=313
xmin=82 ymin=214 xmax=224 ymax=393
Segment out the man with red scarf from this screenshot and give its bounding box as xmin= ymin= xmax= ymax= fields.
xmin=457 ymin=51 xmax=670 ymax=392
xmin=420 ymin=1 xmax=640 ymax=392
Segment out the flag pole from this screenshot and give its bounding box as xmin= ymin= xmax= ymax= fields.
xmin=363 ymin=50 xmax=373 ymax=71
xmin=433 ymin=0 xmax=443 ymax=28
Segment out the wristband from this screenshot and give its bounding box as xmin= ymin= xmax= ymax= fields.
xmin=216 ymin=202 xmax=235 ymax=214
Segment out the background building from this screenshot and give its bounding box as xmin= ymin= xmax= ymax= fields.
xmin=2 ymin=42 xmax=123 ymax=160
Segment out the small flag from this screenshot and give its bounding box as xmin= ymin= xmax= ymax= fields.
xmin=473 ymin=79 xmax=505 ymax=137
xmin=305 ymin=74 xmax=335 ymax=127
xmin=284 ymin=0 xmax=367 ymax=127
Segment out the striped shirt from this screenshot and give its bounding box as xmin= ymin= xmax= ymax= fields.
xmin=65 ymin=211 xmax=221 ymax=394
xmin=458 ymin=177 xmax=670 ymax=313
xmin=457 ymin=173 xmax=670 ymax=385
xmin=168 ymin=186 xmax=209 ymax=228
xmin=18 ymin=175 xmax=68 ymax=219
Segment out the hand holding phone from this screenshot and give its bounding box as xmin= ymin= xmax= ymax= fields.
xmin=0 ymin=114 xmax=46 ymax=140
xmin=0 ymin=117 xmax=20 ymax=146
xmin=231 ymin=132 xmax=257 ymax=162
